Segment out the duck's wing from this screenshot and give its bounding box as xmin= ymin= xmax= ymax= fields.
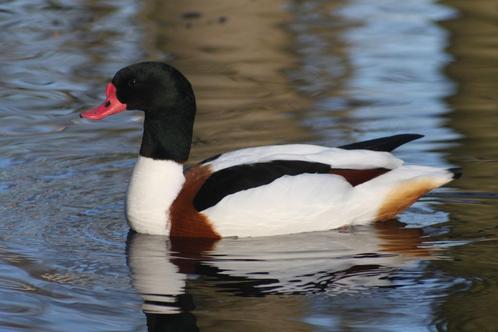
xmin=194 ymin=146 xmax=403 ymax=211
xmin=199 ymin=134 xmax=424 ymax=169
xmin=200 ymin=144 xmax=402 ymax=173
xmin=194 ymin=159 xmax=390 ymax=211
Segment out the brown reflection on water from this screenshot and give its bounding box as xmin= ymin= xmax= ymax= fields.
xmin=374 ymin=221 xmax=431 ymax=258
xmin=434 ymin=0 xmax=498 ymax=330
xmin=138 ymin=0 xmax=317 ymax=162
xmin=441 ymin=0 xmax=498 ymax=193
xmin=190 ymin=290 xmax=314 ymax=332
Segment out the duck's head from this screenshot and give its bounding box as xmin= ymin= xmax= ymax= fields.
xmin=81 ymin=61 xmax=195 ymax=120
xmin=81 ymin=62 xmax=196 ymax=161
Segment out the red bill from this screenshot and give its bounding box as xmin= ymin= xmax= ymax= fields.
xmin=80 ymin=83 xmax=127 ymax=120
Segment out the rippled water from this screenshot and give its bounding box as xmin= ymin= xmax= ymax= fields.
xmin=0 ymin=0 xmax=497 ymax=331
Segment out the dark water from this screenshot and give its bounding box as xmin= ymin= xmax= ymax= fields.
xmin=0 ymin=0 xmax=497 ymax=331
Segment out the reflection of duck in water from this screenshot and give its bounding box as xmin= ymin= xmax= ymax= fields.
xmin=127 ymin=222 xmax=430 ymax=331
xmin=81 ymin=62 xmax=460 ymax=238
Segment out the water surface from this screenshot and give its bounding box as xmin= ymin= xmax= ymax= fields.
xmin=0 ymin=0 xmax=497 ymax=331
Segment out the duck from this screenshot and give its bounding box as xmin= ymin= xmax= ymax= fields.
xmin=80 ymin=61 xmax=461 ymax=239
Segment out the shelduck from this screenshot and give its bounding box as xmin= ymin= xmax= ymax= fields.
xmin=80 ymin=62 xmax=461 ymax=239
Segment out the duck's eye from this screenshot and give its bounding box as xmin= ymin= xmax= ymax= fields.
xmin=128 ymin=79 xmax=137 ymax=88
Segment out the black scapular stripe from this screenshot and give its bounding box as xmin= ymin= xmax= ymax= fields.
xmin=193 ymin=160 xmax=331 ymax=211
xmin=199 ymin=153 xmax=221 ymax=164
xmin=339 ymin=134 xmax=423 ymax=152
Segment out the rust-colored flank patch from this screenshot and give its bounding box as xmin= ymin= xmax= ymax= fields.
xmin=330 ymin=168 xmax=389 ymax=186
xmin=170 ymin=165 xmax=221 ymax=239
xmin=376 ymin=179 xmax=441 ymax=221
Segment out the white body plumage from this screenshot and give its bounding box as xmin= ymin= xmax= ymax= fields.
xmin=126 ymin=145 xmax=454 ymax=237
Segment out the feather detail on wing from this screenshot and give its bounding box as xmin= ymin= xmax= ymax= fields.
xmin=203 ymin=145 xmax=403 ymax=172
xmin=193 ymin=159 xmax=390 ymax=211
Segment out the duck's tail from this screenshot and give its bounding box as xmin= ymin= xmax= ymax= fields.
xmin=355 ymin=166 xmax=460 ymax=222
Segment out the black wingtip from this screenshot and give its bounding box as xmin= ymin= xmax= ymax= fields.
xmin=339 ymin=134 xmax=425 ymax=152
xmin=448 ymin=167 xmax=463 ymax=179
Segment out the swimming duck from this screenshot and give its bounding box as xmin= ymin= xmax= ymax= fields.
xmin=80 ymin=62 xmax=460 ymax=239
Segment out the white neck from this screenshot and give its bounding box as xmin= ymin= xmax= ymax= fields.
xmin=126 ymin=156 xmax=185 ymax=235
